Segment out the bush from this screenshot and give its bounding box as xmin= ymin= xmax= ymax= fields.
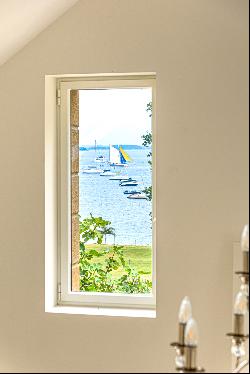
xmin=79 ymin=216 xmax=152 ymax=294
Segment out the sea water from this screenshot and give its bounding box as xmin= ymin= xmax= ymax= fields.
xmin=79 ymin=149 xmax=152 ymax=246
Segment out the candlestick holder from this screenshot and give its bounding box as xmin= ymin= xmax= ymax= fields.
xmin=171 ymin=225 xmax=249 ymax=373
xmin=171 ymin=301 xmax=205 ymax=373
xmin=170 ymin=342 xmax=205 ymax=373
xmin=226 ymin=225 xmax=249 ymax=373
xmin=235 ymin=271 xmax=249 ymax=289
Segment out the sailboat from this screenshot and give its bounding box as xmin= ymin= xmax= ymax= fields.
xmin=94 ymin=140 xmax=106 ymax=163
xmin=109 ymin=145 xmax=132 ymax=167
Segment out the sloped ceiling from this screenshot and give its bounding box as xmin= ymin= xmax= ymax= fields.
xmin=0 ymin=0 xmax=79 ymax=66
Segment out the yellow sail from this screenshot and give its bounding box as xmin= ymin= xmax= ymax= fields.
xmin=119 ymin=146 xmax=133 ymax=162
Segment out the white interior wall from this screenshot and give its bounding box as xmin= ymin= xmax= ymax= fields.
xmin=0 ymin=0 xmax=249 ymax=372
xmin=0 ymin=0 xmax=79 ymax=66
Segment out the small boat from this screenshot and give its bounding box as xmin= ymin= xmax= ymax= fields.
xmin=123 ymin=190 xmax=141 ymax=195
xmin=95 ymin=155 xmax=106 ymax=163
xmin=93 ymin=140 xmax=106 ymax=163
xmin=82 ymin=166 xmax=103 ymax=174
xmin=120 ymin=181 xmax=138 ymax=187
xmin=119 ymin=178 xmax=137 ymax=186
xmin=100 ymin=170 xmax=116 ymax=177
xmin=127 ymin=193 xmax=147 ymax=200
xmin=109 ymin=175 xmax=129 ymax=181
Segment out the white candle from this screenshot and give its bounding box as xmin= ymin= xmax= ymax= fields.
xmin=241 ymin=224 xmax=249 ymax=252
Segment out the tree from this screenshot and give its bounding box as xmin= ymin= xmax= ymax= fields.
xmin=79 ymin=214 xmax=115 ymax=250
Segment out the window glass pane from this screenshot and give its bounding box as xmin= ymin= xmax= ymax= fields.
xmin=72 ymin=87 xmax=153 ymax=295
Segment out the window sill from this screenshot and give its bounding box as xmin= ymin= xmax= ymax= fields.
xmin=46 ymin=305 xmax=156 ymax=319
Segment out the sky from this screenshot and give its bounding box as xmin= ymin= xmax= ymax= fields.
xmin=79 ymin=88 xmax=152 ymax=146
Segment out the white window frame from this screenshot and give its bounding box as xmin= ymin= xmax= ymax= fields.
xmin=46 ymin=73 xmax=157 ymax=312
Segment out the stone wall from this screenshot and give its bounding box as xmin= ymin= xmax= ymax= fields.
xmin=70 ymin=90 xmax=80 ymax=291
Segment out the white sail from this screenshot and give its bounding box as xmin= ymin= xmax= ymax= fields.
xmin=109 ymin=145 xmax=121 ymax=164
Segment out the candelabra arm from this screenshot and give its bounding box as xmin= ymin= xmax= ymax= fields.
xmin=232 ymin=359 xmax=249 ymax=373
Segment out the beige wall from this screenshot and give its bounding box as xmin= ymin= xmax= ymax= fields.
xmin=0 ymin=0 xmax=248 ymax=372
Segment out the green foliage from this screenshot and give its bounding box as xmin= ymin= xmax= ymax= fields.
xmin=79 ymin=216 xmax=152 ymax=294
xmin=80 ymin=213 xmax=115 ymax=248
xmin=142 ymin=131 xmax=152 ymax=148
xmin=143 ymin=186 xmax=152 ymax=202
xmin=146 ymin=102 xmax=152 ymax=117
xmin=86 ymin=244 xmax=152 ymax=276
xmin=142 ymin=102 xmax=153 ymax=202
xmin=142 ymin=131 xmax=152 ymax=166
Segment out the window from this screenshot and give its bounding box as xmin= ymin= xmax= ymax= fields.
xmin=46 ymin=74 xmax=156 ymax=312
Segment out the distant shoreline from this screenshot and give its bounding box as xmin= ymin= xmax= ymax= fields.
xmin=80 ymin=145 xmax=148 ymax=151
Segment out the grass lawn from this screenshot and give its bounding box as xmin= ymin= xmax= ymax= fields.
xmin=85 ymin=244 xmax=152 ymax=279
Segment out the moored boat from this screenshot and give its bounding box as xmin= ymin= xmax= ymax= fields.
xmin=109 ymin=175 xmax=129 ymax=181
xmin=127 ymin=193 xmax=147 ymax=200
xmin=119 ymin=178 xmax=137 ymax=186
xmin=120 ymin=181 xmax=138 ymax=187
xmin=123 ymin=190 xmax=141 ymax=195
xmin=100 ymin=170 xmax=116 ymax=177
xmin=95 ymin=155 xmax=106 ymax=163
xmin=94 ymin=140 xmax=107 ymax=163
xmin=82 ymin=166 xmax=104 ymax=174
